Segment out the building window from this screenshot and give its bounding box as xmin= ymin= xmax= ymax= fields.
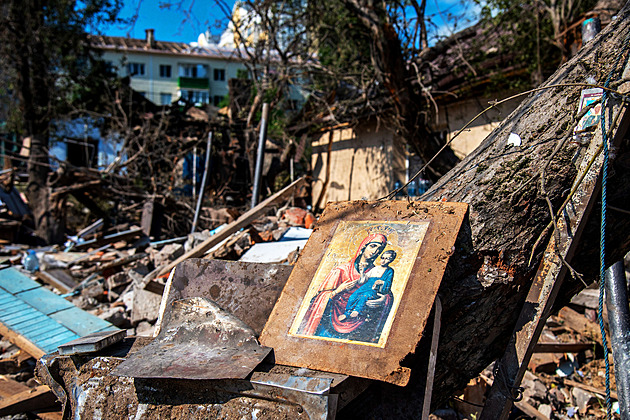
xmin=179 ymin=64 xmax=208 ymax=78
xmin=127 ymin=62 xmax=145 ymax=76
xmin=104 ymin=61 xmax=116 ymax=74
xmin=159 ymin=65 xmax=171 ymax=78
xmin=180 ymin=89 xmax=209 ymax=105
xmin=213 ymin=95 xmax=224 ymax=106
xmin=214 ymin=68 xmax=225 ymax=81
xmin=160 ymin=93 xmax=172 ymax=105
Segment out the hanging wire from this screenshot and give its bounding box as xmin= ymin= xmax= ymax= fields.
xmin=598 ymin=30 xmax=630 ymax=420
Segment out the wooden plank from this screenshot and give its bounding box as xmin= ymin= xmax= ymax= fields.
xmin=0 ymin=385 xmax=59 ymax=416
xmin=84 ymin=252 xmax=147 ymax=275
xmin=533 ymin=342 xmax=595 ymax=353
xmin=0 ymin=378 xmax=30 ymax=398
xmin=0 ymin=301 xmax=33 ymax=318
xmin=35 ymin=271 xmax=73 ymax=294
xmin=557 ymin=307 xmax=605 ymax=347
xmin=3 ymin=311 xmax=43 ymax=327
xmin=156 ymin=177 xmax=306 ymax=277
xmin=37 ymin=330 xmax=80 ymax=350
xmin=21 ymin=321 xmax=67 ymax=340
xmin=73 ymin=228 xmax=143 ymax=251
xmin=0 ymin=321 xmax=45 ymax=359
xmin=34 ymin=411 xmax=63 ymax=420
xmin=562 ymin=378 xmax=619 ymax=400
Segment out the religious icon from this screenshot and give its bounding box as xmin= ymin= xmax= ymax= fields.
xmin=289 ymin=221 xmax=429 ymax=347
xmin=576 ymin=88 xmax=603 ymax=132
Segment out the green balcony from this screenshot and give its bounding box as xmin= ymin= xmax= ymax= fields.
xmin=178 ymin=77 xmax=209 ymax=90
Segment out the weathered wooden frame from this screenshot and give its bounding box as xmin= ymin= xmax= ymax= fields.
xmin=260 ymin=200 xmax=468 ymax=385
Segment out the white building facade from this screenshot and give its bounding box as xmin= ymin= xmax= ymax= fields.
xmin=92 ymin=29 xmax=249 ymax=106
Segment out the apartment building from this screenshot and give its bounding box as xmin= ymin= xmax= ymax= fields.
xmin=91 ymin=29 xmax=248 ymax=106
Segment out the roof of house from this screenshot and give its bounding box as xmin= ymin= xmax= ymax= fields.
xmin=415 ymin=0 xmax=624 ymax=102
xmin=89 ymin=34 xmax=243 ymax=61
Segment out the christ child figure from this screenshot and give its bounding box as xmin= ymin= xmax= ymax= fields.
xmin=339 ymin=250 xmax=397 ymax=321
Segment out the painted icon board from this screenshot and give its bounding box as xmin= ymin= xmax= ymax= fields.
xmin=260 ymin=200 xmax=468 ymax=386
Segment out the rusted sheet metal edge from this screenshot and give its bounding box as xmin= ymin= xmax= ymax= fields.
xmin=480 ymin=100 xmax=630 ymax=419
xmin=250 ymin=372 xmax=333 ymax=395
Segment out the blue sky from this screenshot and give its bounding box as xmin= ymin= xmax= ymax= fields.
xmin=98 ymin=0 xmax=479 ymax=45
xmin=98 ymin=0 xmax=236 ymax=43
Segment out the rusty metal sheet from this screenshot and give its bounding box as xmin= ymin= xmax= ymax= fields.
xmin=260 ymin=200 xmax=468 ymax=386
xmin=156 ymin=259 xmax=293 ymax=336
xmin=112 ymin=297 xmax=271 ymax=380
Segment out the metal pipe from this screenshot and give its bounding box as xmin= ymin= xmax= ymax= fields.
xmin=191 ymin=132 xmax=212 ymax=234
xmin=605 ymin=260 xmax=630 ymax=419
xmin=251 ymin=103 xmax=269 ymax=208
xmin=192 ymin=146 xmax=197 ymax=205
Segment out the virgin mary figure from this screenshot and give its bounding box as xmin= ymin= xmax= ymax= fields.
xmin=297 ymin=232 xmax=394 ymax=343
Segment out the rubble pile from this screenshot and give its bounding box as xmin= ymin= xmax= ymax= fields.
xmin=442 ymin=276 xmax=628 ymax=420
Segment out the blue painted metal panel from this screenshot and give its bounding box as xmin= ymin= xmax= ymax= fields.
xmin=9 ymin=313 xmax=53 ymax=332
xmin=17 ymin=287 xmax=75 ymax=315
xmin=97 ymin=325 xmax=120 ymax=333
xmin=0 ymin=269 xmax=41 ymax=294
xmin=37 ymin=330 xmax=79 ymax=349
xmin=49 ymin=307 xmax=115 ymax=337
xmin=0 ymin=268 xmax=119 ymax=355
xmin=3 ymin=311 xmax=42 ymax=327
xmin=0 ymin=303 xmax=33 ymax=318
xmin=1 ymin=304 xmax=40 ymax=321
xmin=25 ymin=321 xmax=66 ymax=339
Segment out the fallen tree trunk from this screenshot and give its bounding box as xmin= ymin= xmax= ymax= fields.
xmin=342 ymin=3 xmax=630 ymax=416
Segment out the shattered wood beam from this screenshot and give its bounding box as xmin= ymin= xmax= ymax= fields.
xmin=561 ymin=378 xmax=619 ymax=400
xmin=84 ymin=253 xmax=148 ymax=275
xmin=35 ymin=271 xmax=72 ymax=294
xmin=0 ymin=385 xmax=58 ymax=416
xmin=532 ymin=342 xmax=595 ymax=353
xmin=156 ymin=177 xmax=306 ymax=277
xmin=0 ymin=321 xmax=45 ymax=359
xmin=73 ymin=228 xmax=143 ymax=251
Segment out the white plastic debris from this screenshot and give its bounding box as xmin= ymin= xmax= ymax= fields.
xmin=507 ymin=133 xmax=522 ymax=147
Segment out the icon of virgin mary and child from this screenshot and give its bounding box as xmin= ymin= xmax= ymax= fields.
xmin=296 ymin=233 xmax=398 ymax=344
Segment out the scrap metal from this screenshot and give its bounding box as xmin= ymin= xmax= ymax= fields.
xmin=112 ymin=297 xmax=272 ymax=380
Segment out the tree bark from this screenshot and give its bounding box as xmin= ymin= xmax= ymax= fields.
xmin=341 ymin=2 xmax=630 ymax=417
xmin=7 ymin=0 xmax=65 ymax=244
